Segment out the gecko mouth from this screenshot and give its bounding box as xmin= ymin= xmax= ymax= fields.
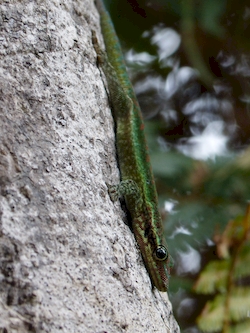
xmin=154 ymin=261 xmax=170 ymax=291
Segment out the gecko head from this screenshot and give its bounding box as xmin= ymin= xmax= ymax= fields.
xmin=132 ymin=217 xmax=172 ymax=291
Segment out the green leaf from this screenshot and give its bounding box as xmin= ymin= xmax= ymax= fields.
xmin=197 ymin=288 xmax=250 ymax=332
xmin=234 ymin=244 xmax=250 ymax=279
xmin=229 ymin=320 xmax=250 ymax=333
xmin=198 ymin=0 xmax=226 ymax=38
xmin=197 ymin=295 xmax=225 ymax=332
xmin=229 ymin=287 xmax=250 ymax=321
xmin=194 ymin=260 xmax=229 ymax=294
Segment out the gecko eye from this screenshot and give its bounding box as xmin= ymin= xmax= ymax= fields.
xmin=155 ymin=245 xmax=168 ymax=261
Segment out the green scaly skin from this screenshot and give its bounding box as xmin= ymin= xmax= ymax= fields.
xmin=94 ymin=0 xmax=172 ymax=292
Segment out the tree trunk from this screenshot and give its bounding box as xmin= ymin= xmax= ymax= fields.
xmin=0 ymin=0 xmax=180 ymax=332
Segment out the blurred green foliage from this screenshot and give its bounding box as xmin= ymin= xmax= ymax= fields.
xmin=194 ymin=208 xmax=250 ymax=333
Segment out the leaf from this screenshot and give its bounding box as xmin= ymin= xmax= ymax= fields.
xmin=198 ymin=0 xmax=226 ymax=38
xmin=229 ymin=287 xmax=250 ymax=321
xmin=197 ymin=295 xmax=225 ymax=332
xmin=234 ymin=243 xmax=250 ymax=279
xmin=229 ymin=320 xmax=250 ymax=333
xmin=215 ymin=216 xmax=245 ymax=259
xmin=194 ymin=260 xmax=229 ymax=294
xmin=197 ymin=288 xmax=250 ymax=332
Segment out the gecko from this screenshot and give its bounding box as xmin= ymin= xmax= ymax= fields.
xmin=93 ymin=0 xmax=172 ymax=291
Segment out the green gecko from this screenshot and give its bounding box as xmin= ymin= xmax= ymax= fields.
xmin=93 ymin=0 xmax=172 ymax=291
